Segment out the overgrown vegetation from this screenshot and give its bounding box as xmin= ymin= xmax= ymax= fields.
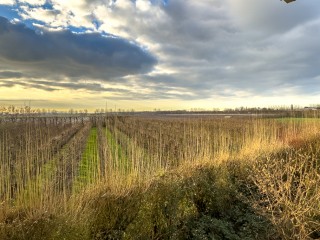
xmin=88 ymin=163 xmax=275 ymax=240
xmin=0 ymin=115 xmax=320 ymax=239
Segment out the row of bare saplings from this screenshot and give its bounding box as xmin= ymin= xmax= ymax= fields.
xmin=111 ymin=116 xmax=320 ymax=164
xmin=79 ymin=116 xmax=213 ymax=186
xmin=2 ymin=116 xmax=320 ymax=214
xmin=104 ymin=116 xmax=280 ymax=168
xmin=0 ymin=119 xmax=93 ymax=212
xmin=0 ymin=116 xmax=147 ymax=213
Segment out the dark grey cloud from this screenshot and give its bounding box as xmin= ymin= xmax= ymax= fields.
xmin=0 ymin=71 xmax=23 ymax=79
xmin=1 ymin=78 xmax=132 ymax=93
xmin=0 ymin=16 xmax=156 ymax=81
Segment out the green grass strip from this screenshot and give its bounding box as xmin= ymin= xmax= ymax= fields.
xmin=16 ymin=143 xmax=70 ymax=206
xmin=74 ymin=127 xmax=99 ymax=192
xmin=105 ymin=128 xmax=130 ymax=173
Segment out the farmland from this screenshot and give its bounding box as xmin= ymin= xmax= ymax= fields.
xmin=0 ymin=113 xmax=320 ymax=239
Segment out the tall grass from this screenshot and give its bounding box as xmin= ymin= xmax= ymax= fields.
xmin=1 ymin=116 xmax=320 ymax=239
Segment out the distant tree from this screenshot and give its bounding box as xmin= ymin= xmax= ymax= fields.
xmin=8 ymin=105 xmax=15 ymax=114
xmin=0 ymin=106 xmax=7 ymax=113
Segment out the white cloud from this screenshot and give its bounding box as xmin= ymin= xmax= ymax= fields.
xmin=136 ymin=0 xmax=151 ymax=12
xmin=20 ymin=0 xmax=98 ymax=30
xmin=18 ymin=0 xmax=46 ymax=6
xmin=115 ymin=0 xmax=133 ymax=10
xmin=20 ymin=6 xmax=58 ymax=23
xmin=0 ymin=0 xmax=15 ymax=5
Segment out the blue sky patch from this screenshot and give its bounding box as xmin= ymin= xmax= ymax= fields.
xmin=0 ymin=5 xmax=20 ymax=21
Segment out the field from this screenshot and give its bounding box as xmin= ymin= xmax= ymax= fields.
xmin=0 ymin=114 xmax=320 ymax=239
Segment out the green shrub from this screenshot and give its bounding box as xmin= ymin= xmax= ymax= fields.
xmin=87 ymin=164 xmax=275 ymax=240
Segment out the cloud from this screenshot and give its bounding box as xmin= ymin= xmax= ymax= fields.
xmin=136 ymin=0 xmax=320 ymax=99
xmin=227 ymin=0 xmax=320 ymax=34
xmin=19 ymin=0 xmax=46 ymax=6
xmin=1 ymin=0 xmax=320 ymax=104
xmin=0 ymin=71 xmax=23 ymax=79
xmin=0 ymin=0 xmax=15 ymax=5
xmin=0 ymin=16 xmax=156 ymax=82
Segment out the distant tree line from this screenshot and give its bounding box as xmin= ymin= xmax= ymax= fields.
xmin=1 ymin=104 xmax=320 ymax=116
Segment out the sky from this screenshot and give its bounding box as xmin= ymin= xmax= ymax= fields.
xmin=0 ymin=0 xmax=320 ymax=111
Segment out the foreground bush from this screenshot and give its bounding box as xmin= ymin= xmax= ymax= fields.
xmin=3 ymin=149 xmax=319 ymax=239
xmin=88 ymin=164 xmax=275 ymax=240
xmin=252 ymin=138 xmax=320 ymax=240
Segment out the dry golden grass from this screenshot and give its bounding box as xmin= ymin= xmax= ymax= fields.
xmin=1 ymin=116 xmax=320 ymax=239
